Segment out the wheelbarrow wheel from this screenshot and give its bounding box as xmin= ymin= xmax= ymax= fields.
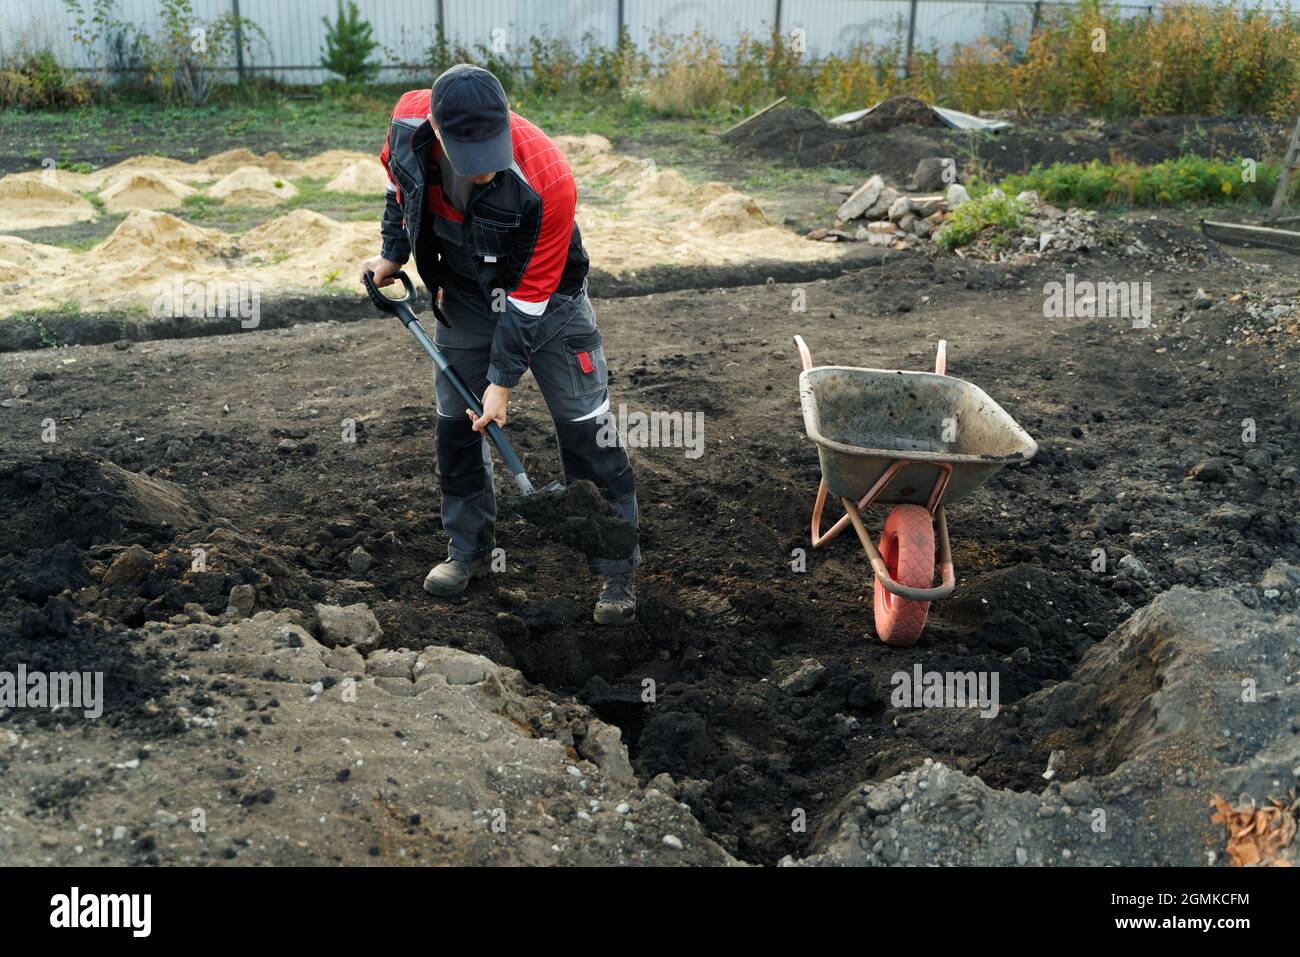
xmin=873 ymin=505 xmax=934 ymax=647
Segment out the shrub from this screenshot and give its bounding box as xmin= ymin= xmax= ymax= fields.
xmin=321 ymin=0 xmax=380 ymax=84
xmin=61 ymin=0 xmax=265 ymax=105
xmin=1008 ymin=0 xmax=1300 ymax=118
xmin=0 ymin=50 xmax=92 ymax=109
xmin=999 ymin=156 xmax=1282 ymax=208
xmin=936 ymin=191 xmax=1026 ymax=250
xmin=643 ymin=31 xmax=729 ymax=115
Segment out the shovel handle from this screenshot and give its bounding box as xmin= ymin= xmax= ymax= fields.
xmin=363 ymin=270 xmax=535 ymax=494
xmin=362 ymin=269 xmax=419 ymax=324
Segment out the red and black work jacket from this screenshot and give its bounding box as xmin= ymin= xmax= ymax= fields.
xmin=379 ymin=89 xmax=589 ymax=388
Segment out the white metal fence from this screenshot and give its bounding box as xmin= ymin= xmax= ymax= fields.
xmin=0 ymin=0 xmax=1292 ymax=85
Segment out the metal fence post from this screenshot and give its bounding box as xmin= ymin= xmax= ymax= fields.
xmin=232 ymin=0 xmax=246 ymax=83
xmin=774 ymin=0 xmax=782 ymax=37
xmin=617 ymin=0 xmax=624 ymax=43
xmin=905 ymin=0 xmax=918 ymax=78
xmin=1030 ymin=1 xmax=1043 ymax=39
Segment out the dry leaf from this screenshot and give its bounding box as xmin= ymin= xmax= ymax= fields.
xmin=1210 ymin=790 xmax=1299 ymax=867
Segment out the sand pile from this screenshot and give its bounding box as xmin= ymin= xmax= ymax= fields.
xmin=241 ymin=208 xmax=343 ymax=252
xmin=0 ymin=235 xmax=64 ymax=283
xmin=202 ymin=148 xmax=301 ymax=178
xmin=241 ymin=209 xmax=375 ymax=281
xmin=560 ymin=138 xmax=835 ymax=273
xmin=99 ymin=171 xmax=195 ymax=212
xmin=298 ymin=150 xmax=377 ymax=179
xmin=2 ymin=168 xmax=97 ymax=193
xmin=554 ymin=133 xmax=613 ymax=157
xmin=325 ymin=159 xmax=390 ymax=195
xmin=0 ymin=177 xmax=97 ymax=230
xmin=90 ymin=210 xmax=230 ymax=268
xmin=0 ymin=140 xmax=836 ymax=315
xmin=695 ymin=192 xmax=770 ymax=233
xmin=0 ymin=207 xmax=373 ymax=314
xmin=559 ymin=134 xmax=657 ymax=188
xmin=209 ymin=166 xmax=298 ymax=205
xmin=628 ymin=168 xmax=731 ymax=206
xmin=88 ymin=155 xmax=210 ymax=188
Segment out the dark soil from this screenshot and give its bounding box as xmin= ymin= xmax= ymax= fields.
xmin=854 ymin=95 xmax=946 ymax=131
xmin=1 ymin=240 xmax=1297 ymax=865
xmin=724 ymin=106 xmax=1290 ymax=183
xmin=504 ymin=479 xmax=638 ymax=562
xmin=0 ymin=453 xmax=207 ymax=554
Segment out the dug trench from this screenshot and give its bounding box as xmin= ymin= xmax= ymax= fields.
xmin=1 ymin=247 xmax=1297 ymax=865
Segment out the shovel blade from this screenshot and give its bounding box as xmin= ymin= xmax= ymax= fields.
xmin=502 ymin=477 xmax=563 ymax=510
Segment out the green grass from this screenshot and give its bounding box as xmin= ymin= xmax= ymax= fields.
xmin=177 ymin=191 xmax=265 ymax=231
xmin=170 ymin=175 xmax=385 ymax=232
xmin=739 ymin=164 xmax=859 ymax=192
xmin=0 ymin=86 xmax=684 ymax=163
xmin=287 ymin=176 xmax=378 ymax=218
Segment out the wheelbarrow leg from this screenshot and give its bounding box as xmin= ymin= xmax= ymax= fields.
xmin=811 ymin=460 xmax=912 ymax=549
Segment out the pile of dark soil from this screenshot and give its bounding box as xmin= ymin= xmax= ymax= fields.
xmin=722 ymin=105 xmax=941 ymax=178
xmin=0 ymin=452 xmax=207 ymax=554
xmin=0 ymin=601 xmax=176 ymax=732
xmin=721 ymin=98 xmax=945 ymax=175
xmin=721 ymin=106 xmax=854 ymax=161
xmin=503 ymin=479 xmax=638 ymax=561
xmin=0 ymin=454 xmax=208 ymax=733
xmin=724 ymin=105 xmax=1288 ymax=183
xmin=852 ymin=95 xmax=945 ymax=131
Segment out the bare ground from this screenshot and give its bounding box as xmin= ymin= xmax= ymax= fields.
xmin=2 ymin=234 xmax=1298 ymax=864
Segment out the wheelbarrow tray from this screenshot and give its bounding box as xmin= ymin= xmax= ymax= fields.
xmin=799 ymin=365 xmax=1037 ymax=507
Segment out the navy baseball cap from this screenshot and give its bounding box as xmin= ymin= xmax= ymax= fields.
xmin=431 ymin=64 xmax=512 ymax=176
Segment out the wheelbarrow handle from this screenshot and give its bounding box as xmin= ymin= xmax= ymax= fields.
xmin=363 ymin=270 xmax=536 ymax=495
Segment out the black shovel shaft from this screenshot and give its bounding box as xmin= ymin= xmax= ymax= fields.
xmin=363 ymin=270 xmax=535 ymax=495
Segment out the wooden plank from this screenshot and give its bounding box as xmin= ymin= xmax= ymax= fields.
xmin=718 ymin=96 xmax=788 ymax=138
xmin=1266 ymin=113 xmax=1300 ymax=224
xmin=1202 ymin=219 xmax=1300 ymax=254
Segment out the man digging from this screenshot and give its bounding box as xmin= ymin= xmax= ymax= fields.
xmin=360 ymin=64 xmax=639 ymax=624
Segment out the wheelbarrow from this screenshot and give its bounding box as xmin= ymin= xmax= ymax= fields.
xmin=794 ymin=336 xmax=1037 ymax=647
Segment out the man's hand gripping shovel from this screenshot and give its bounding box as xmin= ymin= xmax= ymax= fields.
xmin=362 ymin=270 xmax=563 ymax=499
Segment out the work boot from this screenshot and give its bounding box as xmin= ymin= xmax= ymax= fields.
xmin=423 ymin=557 xmax=489 ymax=596
xmin=593 ymin=571 xmax=636 ymax=625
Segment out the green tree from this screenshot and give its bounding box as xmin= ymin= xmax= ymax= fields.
xmin=321 ymin=0 xmax=379 ymax=84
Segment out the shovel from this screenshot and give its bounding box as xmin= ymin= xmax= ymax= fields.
xmin=362 ymin=269 xmax=563 ymax=498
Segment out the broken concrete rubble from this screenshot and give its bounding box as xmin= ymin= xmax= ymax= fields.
xmin=836 ymin=174 xmax=885 ymax=221
xmin=836 ymin=174 xmax=900 ymax=223
xmin=0 ymin=610 xmax=739 ymax=865
xmin=314 ymin=601 xmax=383 ymax=650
